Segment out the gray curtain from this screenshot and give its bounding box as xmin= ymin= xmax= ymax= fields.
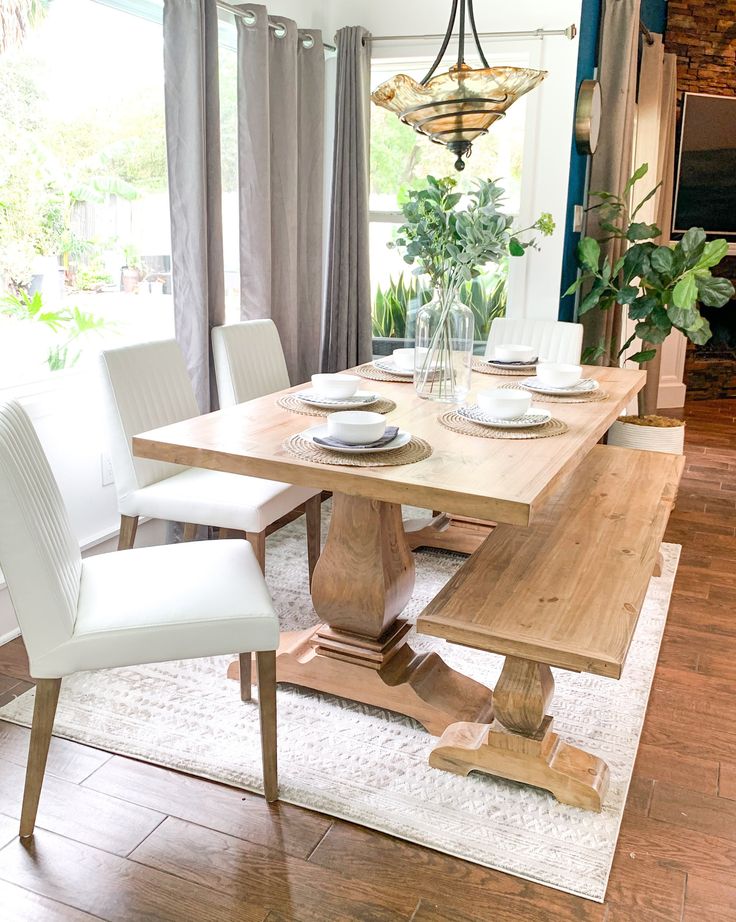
xmin=237 ymin=5 xmax=325 ymax=385
xmin=582 ymin=0 xmax=641 ymax=365
xmin=163 ymin=0 xmax=225 ymax=413
xmin=321 ymin=26 xmax=372 ymax=373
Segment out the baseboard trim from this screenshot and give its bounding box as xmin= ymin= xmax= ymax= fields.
xmin=0 ymin=627 xmax=21 ymax=647
xmin=658 ymin=378 xmax=687 ymax=410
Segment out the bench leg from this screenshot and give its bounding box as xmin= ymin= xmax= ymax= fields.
xmin=428 ymin=655 xmax=610 ymax=812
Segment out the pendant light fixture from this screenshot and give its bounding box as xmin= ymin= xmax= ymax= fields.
xmin=371 ymin=0 xmax=547 ymax=171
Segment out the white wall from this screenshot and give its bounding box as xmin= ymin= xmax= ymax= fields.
xmin=327 ymin=0 xmax=583 ymax=321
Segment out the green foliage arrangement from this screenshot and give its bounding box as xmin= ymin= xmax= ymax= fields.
xmin=372 ymin=269 xmax=507 ymax=341
xmin=391 ymin=175 xmax=554 ymax=293
xmin=1 ymin=289 xmax=111 ymax=371
xmin=566 ymin=163 xmax=735 ymax=365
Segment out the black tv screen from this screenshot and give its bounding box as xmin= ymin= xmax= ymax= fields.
xmin=673 ymin=93 xmax=736 ymax=240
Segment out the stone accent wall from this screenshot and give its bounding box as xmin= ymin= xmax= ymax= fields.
xmin=665 ymin=1 xmax=736 ymax=100
xmin=666 ymin=2 xmax=736 ymax=399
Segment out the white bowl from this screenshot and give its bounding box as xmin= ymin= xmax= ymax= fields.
xmin=310 ymin=374 xmax=360 ymax=399
xmin=326 ymin=411 xmax=387 ymax=444
xmin=391 ymin=347 xmax=427 ymax=371
xmin=493 ymin=343 xmax=537 ymax=363
xmin=476 ymin=388 xmax=532 ymax=419
xmin=535 ymin=363 xmax=582 ymax=389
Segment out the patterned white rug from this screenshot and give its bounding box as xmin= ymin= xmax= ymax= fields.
xmin=0 ymin=510 xmax=680 ymax=903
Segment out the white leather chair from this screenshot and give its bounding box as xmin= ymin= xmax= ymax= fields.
xmin=0 ymin=400 xmax=279 ymax=839
xmin=485 ymin=318 xmax=584 ymax=365
xmin=212 ymin=319 xmax=290 ymax=407
xmin=99 ymin=339 xmax=321 ymax=578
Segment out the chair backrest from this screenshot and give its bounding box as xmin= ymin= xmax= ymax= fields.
xmin=99 ymin=339 xmax=200 ymax=500
xmin=212 ymin=320 xmax=290 ymax=407
xmin=485 ymin=318 xmax=584 ymax=365
xmin=0 ymin=401 xmax=80 ymax=669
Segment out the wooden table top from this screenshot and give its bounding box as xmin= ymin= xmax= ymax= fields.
xmin=133 ymin=364 xmax=645 ymax=527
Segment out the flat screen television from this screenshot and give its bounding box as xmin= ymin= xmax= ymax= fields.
xmin=672 ymin=92 xmax=736 ymax=241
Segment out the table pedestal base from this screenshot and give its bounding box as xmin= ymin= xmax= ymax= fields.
xmin=428 ymin=656 xmax=610 ymax=811
xmin=228 ymin=621 xmax=494 ymax=737
xmin=429 ymin=717 xmax=609 ymax=811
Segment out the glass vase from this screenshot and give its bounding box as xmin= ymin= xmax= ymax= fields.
xmin=414 ymin=287 xmax=474 ymax=403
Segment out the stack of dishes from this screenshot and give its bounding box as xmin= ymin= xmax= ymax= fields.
xmin=371 ymin=347 xmax=421 ymax=378
xmin=519 ymin=364 xmax=599 ymax=397
xmin=295 ymin=374 xmax=380 ymax=409
xmin=484 ymin=343 xmax=539 ymax=372
xmin=301 ymin=411 xmax=410 ymax=454
xmin=457 ymin=387 xmax=551 ymax=429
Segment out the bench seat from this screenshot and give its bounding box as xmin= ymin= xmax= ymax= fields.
xmin=416 ymin=444 xmax=684 ymax=810
xmin=418 ymin=444 xmax=684 ymax=678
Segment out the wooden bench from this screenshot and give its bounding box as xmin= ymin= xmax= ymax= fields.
xmin=417 ymin=444 xmax=685 ymax=811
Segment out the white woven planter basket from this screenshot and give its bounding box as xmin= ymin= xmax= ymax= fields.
xmin=607 ymin=420 xmax=685 ymax=455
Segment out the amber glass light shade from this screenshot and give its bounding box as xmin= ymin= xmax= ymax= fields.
xmin=371 ymin=64 xmax=547 ymax=169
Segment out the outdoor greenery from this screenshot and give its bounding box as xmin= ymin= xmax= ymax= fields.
xmin=372 ymin=268 xmax=508 ymax=341
xmin=567 ymin=163 xmax=735 ymax=365
xmin=0 ymin=32 xmax=162 ymax=290
xmin=370 ymin=100 xmax=523 ymax=207
xmin=1 ymin=288 xmax=111 ymax=370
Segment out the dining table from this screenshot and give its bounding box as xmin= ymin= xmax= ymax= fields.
xmin=133 ymin=362 xmax=646 ymax=736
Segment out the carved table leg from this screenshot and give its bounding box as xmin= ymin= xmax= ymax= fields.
xmin=429 ymin=655 xmax=610 ymax=811
xmin=228 ymin=492 xmax=494 ymax=735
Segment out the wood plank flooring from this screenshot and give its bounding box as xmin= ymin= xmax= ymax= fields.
xmin=0 ymin=398 xmax=734 ymax=920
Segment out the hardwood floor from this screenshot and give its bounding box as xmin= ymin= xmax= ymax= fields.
xmin=0 ymin=398 xmax=734 ymax=920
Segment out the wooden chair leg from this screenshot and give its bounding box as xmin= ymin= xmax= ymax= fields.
xmin=182 ymin=523 xmax=199 ymax=542
xmin=239 ymin=652 xmax=252 ymax=702
xmin=246 ymin=529 xmax=267 ymax=574
xmin=20 ymin=678 xmax=62 ymax=838
xmin=117 ymin=515 xmax=139 ymax=550
xmin=305 ymin=495 xmax=321 ymax=588
xmin=256 ymin=650 xmax=278 ymax=802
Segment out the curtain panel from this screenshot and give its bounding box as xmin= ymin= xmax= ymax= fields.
xmin=581 ymin=0 xmax=641 ymax=366
xmin=163 ymin=0 xmax=225 ymax=413
xmin=237 ymin=5 xmax=325 ymax=385
xmin=321 ymin=26 xmax=373 ymax=374
xmin=633 ymin=35 xmax=679 ymax=413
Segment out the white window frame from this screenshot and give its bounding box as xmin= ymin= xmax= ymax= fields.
xmin=369 ymin=29 xmax=579 ymax=322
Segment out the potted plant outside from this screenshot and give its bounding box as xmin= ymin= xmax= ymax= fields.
xmin=391 ymin=175 xmax=553 ymax=402
xmin=566 ymin=163 xmax=735 ymax=453
xmin=371 ymin=269 xmax=508 ymax=357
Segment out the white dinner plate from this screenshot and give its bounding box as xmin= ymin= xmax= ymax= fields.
xmin=486 ymin=356 xmax=539 ymax=368
xmin=458 ymin=406 xmax=552 ymax=429
xmin=519 ymin=376 xmax=599 ymax=396
xmin=302 ymin=425 xmax=412 ymax=454
xmin=296 ymin=389 xmax=379 ymax=409
xmin=372 ymin=358 xmax=414 ymax=377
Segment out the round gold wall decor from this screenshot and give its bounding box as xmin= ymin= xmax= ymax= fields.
xmin=575 ymin=79 xmax=602 ymax=155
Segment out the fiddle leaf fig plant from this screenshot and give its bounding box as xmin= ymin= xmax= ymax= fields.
xmin=566 ymin=162 xmax=735 ymax=366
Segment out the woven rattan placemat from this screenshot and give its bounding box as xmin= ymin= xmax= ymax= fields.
xmin=439 ymin=411 xmax=568 ymax=440
xmin=283 ymin=434 xmax=432 ymax=466
xmin=277 ymin=394 xmax=397 ymax=418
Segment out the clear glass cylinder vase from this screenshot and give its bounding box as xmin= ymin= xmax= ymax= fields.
xmin=413 ymin=287 xmax=474 ymax=403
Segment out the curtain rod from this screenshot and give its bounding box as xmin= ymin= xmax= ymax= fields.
xmin=639 ymin=20 xmax=655 ymax=46
xmin=370 ymin=24 xmax=578 ymax=43
xmin=217 ymin=2 xmax=337 ymax=53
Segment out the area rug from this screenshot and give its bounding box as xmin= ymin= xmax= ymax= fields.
xmin=0 ymin=510 xmax=681 ymax=903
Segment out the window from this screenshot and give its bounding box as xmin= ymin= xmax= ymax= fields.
xmin=369 ymin=25 xmax=580 ymax=341
xmin=369 ymin=49 xmax=531 ymax=349
xmin=0 ymin=0 xmax=173 ymax=390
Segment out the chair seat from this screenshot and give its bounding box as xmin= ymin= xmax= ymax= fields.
xmin=119 ymin=467 xmax=319 ymax=532
xmin=30 ymin=540 xmax=278 ymax=678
